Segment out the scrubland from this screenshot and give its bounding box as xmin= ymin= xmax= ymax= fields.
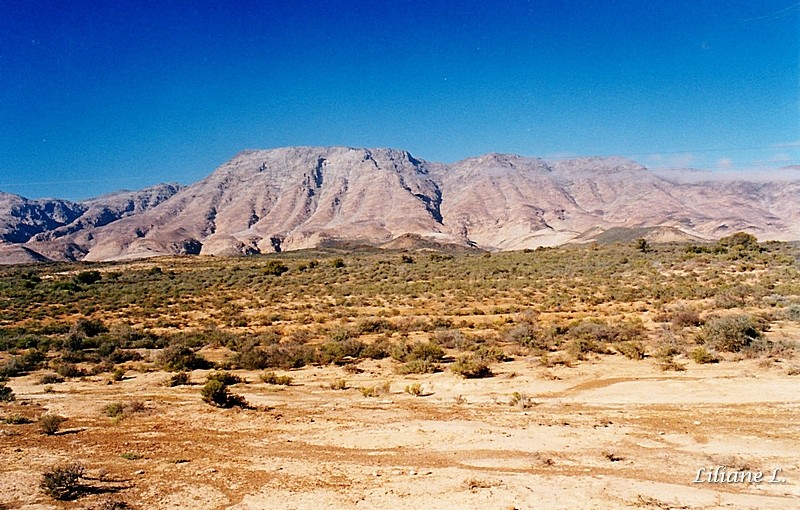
xmin=0 ymin=234 xmax=799 ymax=509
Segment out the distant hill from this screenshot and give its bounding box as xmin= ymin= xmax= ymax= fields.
xmin=1 ymin=146 xmax=798 ymax=263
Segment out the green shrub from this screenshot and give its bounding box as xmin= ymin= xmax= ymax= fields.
xmin=450 ymin=355 xmax=493 ymax=378
xmin=200 ymin=380 xmax=248 ymax=408
xmin=3 ymin=414 xmax=32 ymax=424
xmin=39 ymin=373 xmax=65 ymax=385
xmin=700 ymin=315 xmax=765 ymax=353
xmin=355 ymin=318 xmax=393 ymax=334
xmin=232 ymin=343 xmax=317 ymax=370
xmin=56 ymin=363 xmax=85 ymax=378
xmin=74 ymin=270 xmax=102 ymax=285
xmin=329 ymin=379 xmax=348 ymax=390
xmin=566 ymin=337 xmax=608 ymax=359
xmin=157 ymin=345 xmax=211 ymax=371
xmin=405 ymin=382 xmax=423 ymax=396
xmin=260 ymin=372 xmax=292 ymax=385
xmin=110 ymin=367 xmax=126 ymax=382
xmin=103 ymin=403 xmax=125 ymax=418
xmin=40 ymin=462 xmax=85 ymax=500
xmin=614 ymin=341 xmax=646 ymax=360
xmin=206 ymin=371 xmax=244 ymax=385
xmin=264 ymin=260 xmax=289 ymax=276
xmin=509 ymin=391 xmax=535 ymax=408
xmin=166 ymin=372 xmax=190 ymax=386
xmin=69 ymin=318 xmax=107 ymax=338
xmin=39 ymin=414 xmax=66 ymax=435
xmin=717 ymin=232 xmax=759 ymax=250
xmin=407 ymin=342 xmax=444 ymax=362
xmin=362 ymin=337 xmax=392 ymax=359
xmin=319 ymin=339 xmax=364 ymax=364
xmin=690 ymin=347 xmax=719 ymax=364
xmin=331 ymin=258 xmax=345 ymax=268
xmin=0 ymin=350 xmax=45 ymax=378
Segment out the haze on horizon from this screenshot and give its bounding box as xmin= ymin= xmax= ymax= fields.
xmin=1 ymin=0 xmax=799 ymax=200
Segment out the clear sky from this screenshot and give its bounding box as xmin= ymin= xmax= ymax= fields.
xmin=2 ymin=0 xmax=799 ymax=200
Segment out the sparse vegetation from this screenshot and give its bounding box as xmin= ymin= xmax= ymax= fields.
xmin=0 ymin=240 xmax=797 ymax=507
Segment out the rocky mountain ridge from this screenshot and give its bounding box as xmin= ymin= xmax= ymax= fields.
xmin=1 ymin=146 xmax=798 ymax=263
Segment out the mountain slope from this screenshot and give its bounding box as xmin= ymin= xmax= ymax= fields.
xmin=2 ymin=146 xmax=799 ymax=263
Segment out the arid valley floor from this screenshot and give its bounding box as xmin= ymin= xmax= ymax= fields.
xmin=1 ymin=239 xmax=799 ymax=509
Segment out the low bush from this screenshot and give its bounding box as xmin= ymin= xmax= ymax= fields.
xmin=406 ymin=342 xmax=444 ymax=362
xmin=39 ymin=373 xmax=65 ymax=385
xmin=329 ymin=379 xmax=348 ymax=390
xmin=690 ymin=347 xmax=719 ymax=364
xmin=264 ymin=260 xmax=289 ymax=276
xmin=700 ymin=314 xmax=765 ymax=353
xmin=206 ymin=371 xmax=244 ymax=385
xmin=74 ymin=270 xmax=102 ymax=285
xmin=40 ymin=462 xmax=85 ymax=500
xmin=104 ymin=402 xmax=126 ymax=418
xmin=260 ymin=372 xmax=292 ymax=385
xmin=670 ymin=307 xmax=704 ymax=328
xmin=3 ymin=414 xmax=32 ymax=424
xmin=157 ymin=345 xmax=211 ymax=371
xmin=614 ymin=341 xmax=646 ymax=360
xmin=433 ymin=329 xmax=467 ymax=349
xmin=166 ymin=372 xmax=190 ymax=386
xmin=783 ymin=305 xmax=800 ymax=322
xmin=55 ymin=363 xmax=85 ymax=378
xmin=450 ymin=355 xmax=492 ymax=378
xmin=361 ymin=337 xmax=392 ymax=359
xmin=39 ymin=414 xmax=66 ymax=435
xmin=405 ymin=383 xmax=423 ymax=396
xmin=200 ymin=380 xmax=248 ymax=408
xmin=0 ymin=382 xmax=15 ymax=402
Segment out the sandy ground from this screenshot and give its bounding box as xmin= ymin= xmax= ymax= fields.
xmin=1 ymin=355 xmax=798 ymax=509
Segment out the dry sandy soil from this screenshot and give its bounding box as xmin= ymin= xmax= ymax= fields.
xmin=1 ymin=353 xmax=798 ymax=509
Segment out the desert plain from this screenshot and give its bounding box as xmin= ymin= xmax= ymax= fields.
xmin=0 ymin=238 xmax=799 ymax=509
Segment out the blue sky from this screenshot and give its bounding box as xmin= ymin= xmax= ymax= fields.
xmin=2 ymin=0 xmax=799 ymax=199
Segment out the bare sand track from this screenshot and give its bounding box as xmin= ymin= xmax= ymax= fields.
xmin=1 ymin=355 xmax=798 ymax=509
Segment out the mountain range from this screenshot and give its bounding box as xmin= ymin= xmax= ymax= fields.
xmin=2 ymin=146 xmax=798 ymax=264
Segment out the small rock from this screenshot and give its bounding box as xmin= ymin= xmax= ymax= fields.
xmin=409 ymin=470 xmax=417 ymax=476
xmin=134 ymin=470 xmax=145 ymax=475
xmin=693 ymin=420 xmax=702 ymax=425
xmin=209 ymin=468 xmax=217 ymax=473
